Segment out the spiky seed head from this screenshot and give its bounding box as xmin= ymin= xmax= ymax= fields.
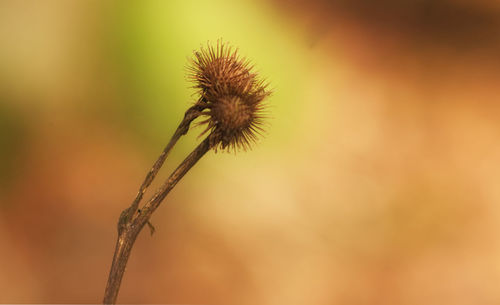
xmin=188 ymin=41 xmax=270 ymax=151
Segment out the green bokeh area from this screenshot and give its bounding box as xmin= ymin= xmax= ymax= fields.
xmin=111 ymin=0 xmax=310 ymax=152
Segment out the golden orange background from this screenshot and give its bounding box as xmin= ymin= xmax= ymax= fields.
xmin=1 ymin=0 xmax=500 ymax=304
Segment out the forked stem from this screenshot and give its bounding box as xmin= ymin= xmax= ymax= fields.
xmin=120 ymin=105 xmax=205 ymax=226
xmin=103 ymin=40 xmax=270 ymax=304
xmin=102 ymin=128 xmax=211 ymax=304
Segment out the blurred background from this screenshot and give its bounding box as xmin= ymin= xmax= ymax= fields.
xmin=1 ymin=0 xmax=500 ymax=304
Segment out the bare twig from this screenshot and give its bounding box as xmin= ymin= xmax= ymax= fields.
xmin=103 ymin=41 xmax=270 ymax=304
xmin=120 ymin=105 xmax=205 ymax=226
xmin=102 ymin=135 xmax=210 ymax=304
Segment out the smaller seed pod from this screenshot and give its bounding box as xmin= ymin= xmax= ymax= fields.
xmin=188 ymin=41 xmax=270 ymax=151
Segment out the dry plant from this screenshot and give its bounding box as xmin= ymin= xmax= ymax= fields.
xmin=103 ymin=41 xmax=271 ymax=304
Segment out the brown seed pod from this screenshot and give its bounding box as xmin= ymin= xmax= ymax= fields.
xmin=188 ymin=41 xmax=270 ymax=151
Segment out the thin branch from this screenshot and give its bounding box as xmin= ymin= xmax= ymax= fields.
xmin=103 ymin=40 xmax=270 ymax=304
xmin=103 ymin=136 xmax=211 ymax=304
xmin=119 ymin=104 xmax=205 ymax=225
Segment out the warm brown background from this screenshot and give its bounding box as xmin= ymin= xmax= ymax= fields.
xmin=1 ymin=0 xmax=500 ymax=304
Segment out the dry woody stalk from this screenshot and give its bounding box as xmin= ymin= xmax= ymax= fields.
xmin=103 ymin=41 xmax=271 ymax=304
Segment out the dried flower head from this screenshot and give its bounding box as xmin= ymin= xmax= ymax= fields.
xmin=188 ymin=41 xmax=270 ymax=151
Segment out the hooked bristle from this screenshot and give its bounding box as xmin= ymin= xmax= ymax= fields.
xmin=188 ymin=41 xmax=270 ymax=152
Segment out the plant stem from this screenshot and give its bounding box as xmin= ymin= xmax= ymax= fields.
xmin=103 ymin=135 xmax=211 ymax=304
xmin=124 ymin=105 xmax=205 ymax=225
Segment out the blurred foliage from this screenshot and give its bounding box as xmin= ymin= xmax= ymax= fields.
xmin=109 ymin=0 xmax=310 ymax=151
xmin=1 ymin=0 xmax=500 ymax=303
xmin=0 ymin=102 xmax=29 ymax=193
